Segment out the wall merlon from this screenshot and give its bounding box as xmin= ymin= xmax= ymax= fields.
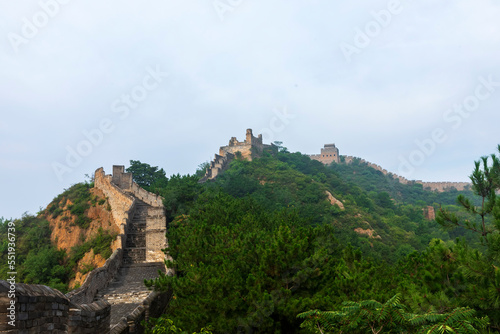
xmin=339 ymin=155 xmax=471 ymax=192
xmin=0 ymin=281 xmax=110 ymax=333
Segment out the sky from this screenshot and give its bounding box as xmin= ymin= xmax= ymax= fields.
xmin=1 ymin=0 xmax=500 ymax=219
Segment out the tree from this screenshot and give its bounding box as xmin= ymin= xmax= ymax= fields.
xmin=273 ymin=141 xmax=289 ymax=153
xmin=143 ymin=317 xmax=212 ymax=334
xmin=435 ymin=145 xmax=500 ymax=328
xmin=126 ymin=160 xmax=168 ymax=188
xmin=436 ymin=146 xmax=500 ymax=239
xmin=298 ymin=294 xmax=488 ymax=334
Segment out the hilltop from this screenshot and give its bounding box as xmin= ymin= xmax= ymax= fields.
xmin=2 ymin=131 xmax=496 ymax=333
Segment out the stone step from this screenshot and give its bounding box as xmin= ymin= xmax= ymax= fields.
xmin=98 ymin=291 xmax=151 ymax=305
xmin=126 ymin=234 xmax=146 ymax=248
xmin=127 ymin=224 xmax=146 ymax=234
xmin=123 ymin=248 xmax=146 ymax=264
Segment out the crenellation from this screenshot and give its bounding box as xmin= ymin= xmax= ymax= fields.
xmin=0 ymin=281 xmax=110 ymax=334
xmin=201 ymin=129 xmax=273 ymax=182
xmin=1 ymin=165 xmax=173 ymax=333
xmin=308 ymin=144 xmax=340 ymax=164
xmin=417 ymin=181 xmax=470 ymax=192
xmin=308 ymin=147 xmax=472 ymax=192
xmin=96 ymin=166 xmax=168 ymax=264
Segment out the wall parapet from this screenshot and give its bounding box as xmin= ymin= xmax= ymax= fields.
xmin=110 ymin=290 xmax=172 ymax=334
xmin=0 ymin=281 xmax=111 ymax=333
xmin=199 ymin=153 xmax=235 ymax=183
xmin=417 ymin=181 xmax=471 ymax=192
xmin=341 ymin=155 xmax=471 ymax=192
xmin=131 ymin=183 xmax=164 ymax=208
xmin=95 ymin=167 xmax=137 ymax=232
xmin=66 ymin=248 xmax=123 ymax=305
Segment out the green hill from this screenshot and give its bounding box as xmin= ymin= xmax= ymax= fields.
xmin=2 ymin=147 xmax=498 ymax=333
xmin=140 ymin=150 xmax=495 ymax=333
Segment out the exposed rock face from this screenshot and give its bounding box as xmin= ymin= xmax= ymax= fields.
xmin=354 ymin=228 xmax=382 ymax=239
xmin=45 ymin=187 xmax=120 ymax=289
xmin=71 ymin=249 xmax=107 ymax=289
xmin=423 ymin=206 xmax=436 ymax=221
xmin=325 ymin=191 xmax=345 ymax=210
xmin=47 ymin=188 xmax=119 ymax=254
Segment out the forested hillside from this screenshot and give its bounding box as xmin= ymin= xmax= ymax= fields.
xmin=0 ymin=182 xmax=117 ymax=292
xmin=2 ymin=146 xmax=498 ymax=333
xmin=133 ymin=146 xmax=499 ymax=333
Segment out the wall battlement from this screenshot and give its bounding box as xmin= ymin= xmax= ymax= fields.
xmin=98 ymin=166 xmax=168 ymax=263
xmin=309 ymin=144 xmax=340 ymax=164
xmin=341 ymin=155 xmax=471 ymax=192
xmin=306 ymin=143 xmax=471 ymax=193
xmin=0 ymin=165 xmax=171 ymax=333
xmin=200 ymin=129 xmax=273 ymax=183
xmin=0 ymin=280 xmax=111 ymax=333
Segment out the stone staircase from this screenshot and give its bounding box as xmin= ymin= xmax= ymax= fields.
xmin=94 ymin=263 xmax=166 ymax=326
xmin=123 ymin=200 xmax=149 ymax=264
xmin=95 ymin=198 xmax=166 ymax=328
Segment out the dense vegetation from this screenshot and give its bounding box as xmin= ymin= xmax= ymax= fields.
xmin=137 ymin=146 xmax=499 ymax=333
xmin=2 ymin=144 xmax=498 ymax=333
xmin=0 ymin=182 xmax=116 ymax=292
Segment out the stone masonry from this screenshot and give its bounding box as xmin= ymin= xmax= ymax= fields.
xmin=0 ymin=166 xmax=172 ymax=333
xmin=200 ymin=129 xmax=273 ymax=183
xmin=0 ymin=280 xmax=111 ymax=334
xmin=92 ymin=166 xmax=173 ymax=331
xmin=309 ymin=144 xmax=340 ymax=164
xmin=307 ymin=146 xmax=471 ymax=193
xmin=96 ymin=166 xmax=168 ymax=263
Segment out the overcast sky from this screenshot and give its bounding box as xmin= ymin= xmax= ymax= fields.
xmin=1 ymin=0 xmax=500 ymax=219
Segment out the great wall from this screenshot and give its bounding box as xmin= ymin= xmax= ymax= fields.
xmin=0 ymin=130 xmax=473 ymax=333
xmin=201 ymin=130 xmax=471 ymax=192
xmin=200 ymin=128 xmax=273 ymax=182
xmin=1 ymin=166 xmax=173 ymax=333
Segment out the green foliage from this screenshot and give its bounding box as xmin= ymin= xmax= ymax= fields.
xmin=433 ymin=147 xmax=500 ymax=328
xmin=146 ymin=191 xmax=407 ymax=333
xmin=298 ymin=295 xmax=488 ymax=333
xmin=437 ymin=151 xmax=500 ymax=240
xmin=0 ymin=214 xmax=71 ymax=292
xmin=4 ymin=146 xmax=498 ymax=332
xmin=143 ymin=317 xmax=213 ymax=334
xmin=48 ymin=182 xmax=93 ymax=228
xmin=329 ymin=157 xmax=478 ymax=207
xmin=131 ymin=149 xmax=500 ymax=332
xmin=67 ymin=228 xmax=116 ymax=271
xmin=127 ymin=160 xmax=168 ymax=189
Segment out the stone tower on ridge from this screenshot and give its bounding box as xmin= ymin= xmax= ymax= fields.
xmin=199 ymin=129 xmax=272 ymax=183
xmin=309 ymin=143 xmax=340 ymax=164
xmin=219 ymin=128 xmax=267 ymax=161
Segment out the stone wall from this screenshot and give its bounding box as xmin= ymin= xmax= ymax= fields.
xmin=343 ymin=156 xmax=413 ymax=185
xmin=66 ymin=249 xmax=123 ymax=305
xmin=95 ymin=167 xmax=136 ymax=234
xmin=0 ymin=281 xmax=110 ymax=334
xmin=105 ymin=166 xmax=168 ymax=264
xmin=309 ymin=144 xmax=340 ymax=164
xmin=130 ymin=183 xmax=164 ymax=208
xmin=341 ymin=155 xmax=471 ymax=192
xmin=219 ymin=129 xmax=265 ymax=161
xmin=201 ymin=129 xmax=273 ymax=183
xmin=417 ymin=181 xmax=470 ymax=192
xmin=199 ymin=153 xmax=235 ymax=183
xmin=423 ymin=206 xmax=436 ymax=221
xmin=110 ymin=291 xmax=171 ymax=334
